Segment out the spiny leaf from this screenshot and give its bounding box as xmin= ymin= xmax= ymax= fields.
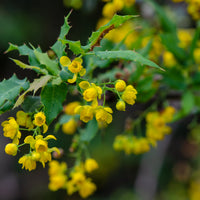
xmin=41 ymin=82 xmax=68 ymax=124
xmin=14 ymin=75 xmax=52 ymax=108
xmin=51 ymin=12 xmax=72 ymax=58
xmin=0 ymin=74 xmax=29 ymax=112
xmin=59 ymin=39 xmax=85 ymax=55
xmin=34 ymin=49 xmax=60 ymax=75
xmin=95 ymin=50 xmax=163 ymax=70
xmin=10 ymin=58 xmax=48 ymax=75
xmin=5 ymin=43 xmax=42 ymax=66
xmin=85 ymin=14 xmax=137 ymax=51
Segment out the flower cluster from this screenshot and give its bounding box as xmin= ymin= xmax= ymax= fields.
xmin=48 ymin=158 xmax=98 ymax=198
xmin=113 ymin=135 xmax=151 ymax=155
xmin=115 ymin=80 xmax=137 ymax=111
xmin=2 ymin=111 xmax=59 ymax=171
xmin=146 ymin=106 xmax=176 ymax=143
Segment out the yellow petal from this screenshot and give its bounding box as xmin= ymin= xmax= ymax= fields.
xmin=43 ymin=124 xmax=48 ymax=133
xmin=79 ymin=81 xmax=90 ymax=90
xmin=24 ymin=135 xmax=35 ymax=144
xmin=104 ymin=107 xmax=113 ymax=113
xmin=79 ymin=68 xmax=86 ymax=76
xmin=74 ymin=57 xmax=83 ymax=64
xmin=68 ymin=74 xmax=77 ymax=83
xmin=44 ymin=135 xmax=57 ymax=141
xmin=60 ymin=56 xmax=71 ymax=66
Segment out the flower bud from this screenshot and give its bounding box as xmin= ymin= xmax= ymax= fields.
xmin=5 ymin=143 xmax=18 ymax=156
xmin=115 ymin=80 xmax=126 ymax=92
xmin=116 ymin=100 xmax=126 ymax=111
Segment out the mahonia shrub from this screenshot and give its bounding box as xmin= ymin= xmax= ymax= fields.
xmin=1 ymin=0 xmax=200 ymax=198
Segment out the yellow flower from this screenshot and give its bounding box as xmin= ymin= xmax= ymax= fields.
xmin=16 ymin=111 xmax=34 ymax=129
xmin=122 ymin=85 xmax=137 ymax=105
xmin=102 ymin=3 xmax=116 ymax=18
xmin=113 ymin=0 xmax=124 ymax=10
xmin=163 ymin=51 xmax=177 ymax=67
xmin=18 ymin=154 xmax=37 ymax=171
xmin=64 ymin=101 xmax=80 ymax=115
xmin=95 ymin=106 xmax=113 ymax=125
xmin=62 ymin=118 xmax=77 ymax=135
xmin=124 ymin=0 xmax=135 ymax=7
xmin=33 ymin=112 xmax=48 ymax=133
xmin=79 ymin=81 xmax=102 ymax=106
xmin=48 ymin=160 xmax=68 ymax=191
xmin=24 ymin=134 xmax=59 ymax=167
xmin=84 ymin=158 xmax=99 ymax=173
xmin=178 ymin=29 xmax=192 ymax=48
xmin=60 ymin=56 xmax=86 ymax=83
xmin=75 ymin=105 xmax=94 ymax=123
xmin=79 ymin=179 xmax=96 ymax=198
xmin=116 ymin=100 xmax=126 ymax=111
xmin=5 ymin=143 xmax=18 ymax=156
xmin=1 ymin=117 xmax=21 ymax=144
xmin=66 ymin=180 xmax=78 ymax=195
xmin=115 ymin=79 xmax=126 ymax=92
xmin=33 ymin=112 xmax=46 ymax=126
xmin=71 ymin=172 xmax=86 ymax=185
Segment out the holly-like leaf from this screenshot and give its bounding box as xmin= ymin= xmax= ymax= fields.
xmin=51 ymin=12 xmax=72 ymax=58
xmin=14 ymin=75 xmax=52 ymax=108
xmin=80 ymin=119 xmax=98 ymax=142
xmin=6 ymin=43 xmax=42 ymax=66
xmin=22 ymin=96 xmax=42 ymax=113
xmin=95 ymin=50 xmax=163 ymax=70
xmin=0 ymin=74 xmax=29 ymax=112
xmin=59 ymin=40 xmax=85 ymax=55
xmin=41 ymin=82 xmax=68 ymax=124
xmin=34 ymin=49 xmax=60 ymax=75
xmin=85 ymin=14 xmax=137 ymax=51
xmin=11 ymin=58 xmax=48 ymax=75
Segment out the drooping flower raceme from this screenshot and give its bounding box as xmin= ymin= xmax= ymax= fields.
xmin=1 ymin=117 xmax=21 ymax=144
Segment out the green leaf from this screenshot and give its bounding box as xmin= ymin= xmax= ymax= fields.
xmin=34 ymin=49 xmax=60 ymax=75
xmin=22 ymin=96 xmax=41 ymax=113
xmin=95 ymin=50 xmax=163 ymax=70
xmin=6 ymin=43 xmax=41 ymax=66
xmin=181 ymin=91 xmax=195 ymax=115
xmin=59 ymin=39 xmax=85 ymax=55
xmin=59 ymin=69 xmax=73 ymax=81
xmin=136 ymin=77 xmax=153 ymax=92
xmin=51 ymin=12 xmax=71 ymax=58
xmin=84 ymin=14 xmax=137 ymax=51
xmin=11 ymin=58 xmax=48 ymax=75
xmin=14 ymin=75 xmax=52 ymax=108
xmin=41 ymin=82 xmax=68 ymax=124
xmin=59 ymin=115 xmax=71 ymax=124
xmin=0 ymin=74 xmax=29 ymax=112
xmin=80 ymin=119 xmax=98 ymax=142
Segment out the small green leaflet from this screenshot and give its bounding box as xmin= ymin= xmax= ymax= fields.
xmin=34 ymin=49 xmax=60 ymax=75
xmin=0 ymin=74 xmax=29 ymax=111
xmin=10 ymin=58 xmax=48 ymax=75
xmin=14 ymin=75 xmax=52 ymax=108
xmin=95 ymin=50 xmax=163 ymax=70
xmin=86 ymin=14 xmax=137 ymax=51
xmin=51 ymin=12 xmax=72 ymax=58
xmin=6 ymin=43 xmax=42 ymax=66
xmin=41 ymin=82 xmax=68 ymax=124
